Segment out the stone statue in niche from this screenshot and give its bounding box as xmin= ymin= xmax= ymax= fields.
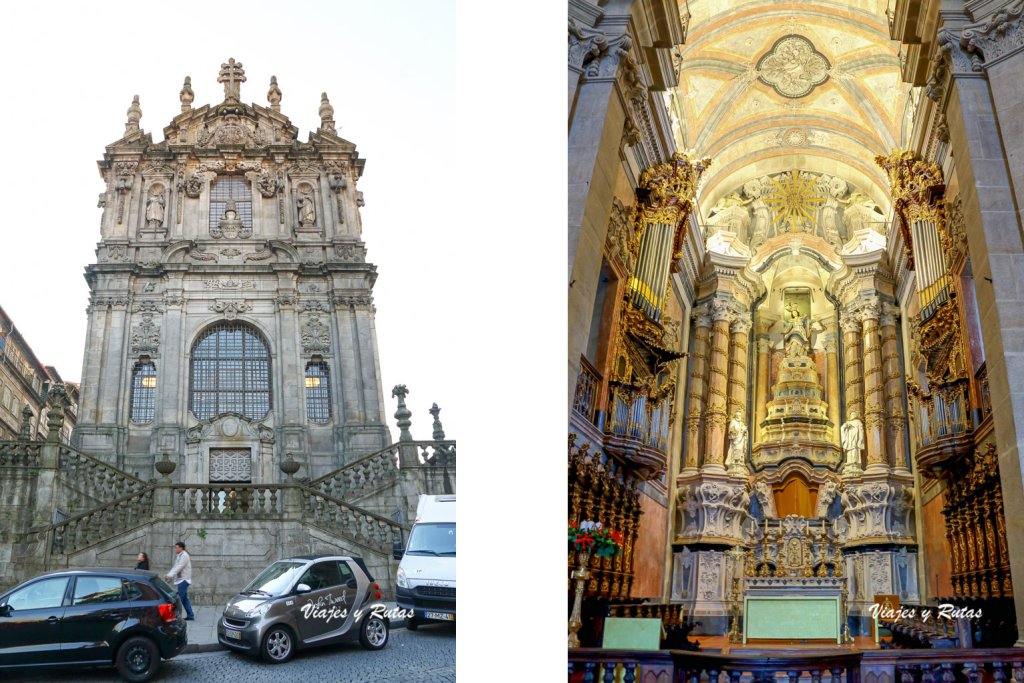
xmin=841 ymin=412 xmax=865 ymax=473
xmin=297 ymin=185 xmax=316 ymax=226
xmin=146 ymin=186 xmax=166 ymax=228
xmin=726 ymin=411 xmax=748 ymax=474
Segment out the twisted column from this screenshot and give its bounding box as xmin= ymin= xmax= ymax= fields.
xmin=840 ymin=306 xmax=864 ymax=422
xmin=703 ymin=299 xmax=734 ymax=468
xmin=860 ymin=299 xmax=887 ymax=468
xmin=727 ymin=311 xmax=752 ymax=423
xmin=880 ymin=304 xmax=908 ymax=469
xmin=683 ymin=305 xmax=712 ymax=470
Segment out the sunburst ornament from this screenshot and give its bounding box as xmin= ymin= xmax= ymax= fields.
xmin=764 ymin=169 xmax=825 ymax=233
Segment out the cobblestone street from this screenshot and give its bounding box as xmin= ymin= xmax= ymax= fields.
xmin=4 ymin=625 xmax=455 ymax=683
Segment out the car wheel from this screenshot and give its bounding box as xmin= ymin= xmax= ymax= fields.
xmin=261 ymin=625 xmax=295 ymax=664
xmin=406 ymin=615 xmax=420 ymax=630
xmin=359 ymin=614 xmax=389 ymax=650
xmin=116 ymin=636 xmax=161 ymax=683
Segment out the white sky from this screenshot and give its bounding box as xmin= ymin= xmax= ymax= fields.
xmin=0 ymin=1 xmax=568 ymax=674
xmin=0 ymin=1 xmax=456 ymax=443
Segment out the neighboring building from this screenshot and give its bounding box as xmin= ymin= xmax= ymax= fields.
xmin=0 ymin=305 xmax=76 ymax=441
xmin=568 ymin=0 xmax=1024 ymax=655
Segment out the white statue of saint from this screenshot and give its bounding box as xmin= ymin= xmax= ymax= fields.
xmin=841 ymin=411 xmax=865 ymax=470
xmin=146 ymin=187 xmax=165 ymax=227
xmin=726 ymin=411 xmax=748 ymax=473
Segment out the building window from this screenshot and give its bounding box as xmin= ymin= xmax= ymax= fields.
xmin=305 ymin=360 xmax=331 ymax=423
xmin=190 ymin=322 xmax=271 ymax=420
xmin=209 ymin=176 xmax=253 ymax=231
xmin=130 ymin=360 xmax=157 ymax=424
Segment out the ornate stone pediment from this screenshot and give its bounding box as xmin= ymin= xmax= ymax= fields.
xmin=186 ymin=412 xmax=274 ymax=444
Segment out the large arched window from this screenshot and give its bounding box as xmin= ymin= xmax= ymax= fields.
xmin=190 ymin=322 xmax=271 ymax=420
xmin=305 ymin=359 xmax=331 ymax=423
xmin=129 ymin=359 xmax=157 ymax=424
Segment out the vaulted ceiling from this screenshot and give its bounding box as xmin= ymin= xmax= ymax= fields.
xmin=669 ymin=0 xmax=915 ymax=216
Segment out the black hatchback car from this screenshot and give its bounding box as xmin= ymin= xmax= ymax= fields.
xmin=0 ymin=568 xmax=187 ymax=682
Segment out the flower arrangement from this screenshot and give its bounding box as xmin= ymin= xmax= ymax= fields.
xmin=568 ymin=520 xmax=624 ymax=558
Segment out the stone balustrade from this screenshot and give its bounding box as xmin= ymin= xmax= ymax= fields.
xmin=303 ymin=489 xmax=404 ymax=552
xmin=0 ymin=441 xmax=42 ymax=467
xmin=310 ymin=444 xmax=401 ymax=499
xmin=172 ymin=484 xmax=284 ymax=519
xmin=58 ymin=446 xmax=145 ymax=503
xmin=51 ymin=487 xmax=155 ymax=555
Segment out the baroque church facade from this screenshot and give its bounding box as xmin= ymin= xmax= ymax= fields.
xmin=76 ymin=58 xmax=388 ymax=483
xmin=568 ymin=0 xmax=1024 ymax=658
xmin=0 ymin=59 xmax=454 ymax=602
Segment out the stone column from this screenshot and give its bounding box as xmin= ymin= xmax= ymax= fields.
xmin=702 ymin=299 xmax=733 ymax=469
xmin=840 ymin=306 xmax=864 ymax=422
xmin=937 ymin=22 xmax=1024 ymax=638
xmin=860 ymin=299 xmax=887 ymax=469
xmin=880 ymin=303 xmax=908 ymax=470
xmin=567 ymin=24 xmax=633 ymax=412
xmin=822 ymin=330 xmax=841 ymax=441
xmin=727 ymin=311 xmax=752 ymax=422
xmin=683 ymin=304 xmax=712 ymax=471
xmin=753 ymin=329 xmax=770 ymax=446
xmin=159 ymin=297 xmax=184 ymax=426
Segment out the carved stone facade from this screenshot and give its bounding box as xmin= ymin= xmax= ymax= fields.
xmin=74 ymin=60 xmax=389 ymax=481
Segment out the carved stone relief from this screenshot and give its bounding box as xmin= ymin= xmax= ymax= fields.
xmin=756 ymin=35 xmax=830 ymax=99
xmin=301 ymin=314 xmax=331 ymax=354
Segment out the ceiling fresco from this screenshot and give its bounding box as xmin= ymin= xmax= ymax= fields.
xmin=667 ymin=1 xmax=914 ymax=218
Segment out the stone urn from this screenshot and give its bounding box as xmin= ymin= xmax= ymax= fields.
xmin=155 ymin=452 xmax=177 ymax=481
xmin=280 ymin=452 xmax=301 ymax=479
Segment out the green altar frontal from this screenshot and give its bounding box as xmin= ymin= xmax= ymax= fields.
xmin=743 ymin=594 xmax=841 ymax=644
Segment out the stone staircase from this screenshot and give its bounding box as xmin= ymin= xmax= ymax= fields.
xmin=0 ymin=431 xmax=456 ymax=602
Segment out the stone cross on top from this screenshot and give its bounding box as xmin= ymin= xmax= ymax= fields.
xmin=218 ymin=58 xmax=246 ymax=102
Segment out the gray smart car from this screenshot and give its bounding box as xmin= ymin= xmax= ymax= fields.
xmin=217 ymin=554 xmax=389 ymax=663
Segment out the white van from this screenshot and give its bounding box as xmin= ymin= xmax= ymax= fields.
xmin=394 ymin=495 xmax=455 ymax=629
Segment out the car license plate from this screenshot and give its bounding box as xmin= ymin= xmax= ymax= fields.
xmin=424 ymin=612 xmax=454 ymax=622
xmin=225 ymin=629 xmax=242 ymax=640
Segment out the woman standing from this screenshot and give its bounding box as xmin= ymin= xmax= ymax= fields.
xmin=135 ymin=552 xmax=150 ymax=570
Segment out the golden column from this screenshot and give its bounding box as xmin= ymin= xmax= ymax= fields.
xmin=727 ymin=311 xmax=752 ymax=424
xmin=683 ymin=304 xmax=713 ymax=470
xmin=860 ymin=298 xmax=887 ymax=468
xmin=823 ymin=330 xmax=841 ymax=441
xmin=703 ymin=298 xmax=733 ymax=468
xmin=753 ymin=324 xmax=771 ymax=444
xmin=840 ymin=306 xmax=864 ymax=422
xmin=880 ymin=303 xmax=908 ymax=469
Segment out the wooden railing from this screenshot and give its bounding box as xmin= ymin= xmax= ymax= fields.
xmin=573 ymin=356 xmax=602 ymax=428
xmin=568 ymin=650 xmax=863 ymax=682
xmin=172 ymin=484 xmax=284 ymax=518
xmin=567 ymin=648 xmax=1024 ymax=681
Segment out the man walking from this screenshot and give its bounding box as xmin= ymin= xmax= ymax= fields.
xmin=165 ymin=541 xmax=195 ymax=621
